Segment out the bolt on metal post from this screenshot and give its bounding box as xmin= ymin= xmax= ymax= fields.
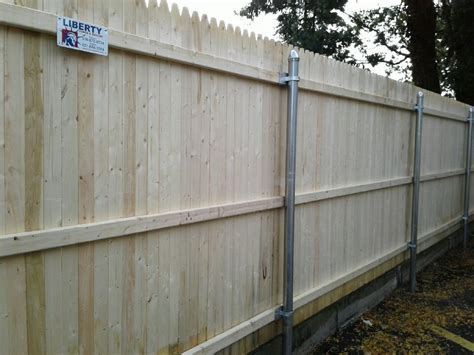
xmin=463 ymin=107 xmax=474 ymax=249
xmin=277 ymin=49 xmax=299 ymax=355
xmin=409 ymin=91 xmax=424 ymax=293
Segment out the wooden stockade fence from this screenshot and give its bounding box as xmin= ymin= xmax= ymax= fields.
xmin=0 ymin=0 xmax=471 ymax=354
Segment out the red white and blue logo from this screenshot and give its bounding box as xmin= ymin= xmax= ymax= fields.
xmin=61 ymin=29 xmax=78 ymax=48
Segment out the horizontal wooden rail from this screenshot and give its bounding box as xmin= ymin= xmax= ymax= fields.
xmin=0 ymin=2 xmax=468 ymax=122
xmin=424 ymin=107 xmax=467 ymax=123
xmin=299 ymin=80 xmax=467 ymax=122
xmin=183 ymin=213 xmax=468 ymax=354
xmin=0 ymin=197 xmax=283 ymax=257
xmin=296 ymin=169 xmax=465 ymax=206
xmin=0 ymin=170 xmax=465 ymax=257
xmin=421 ymin=168 xmax=466 ymax=182
xmin=296 ymin=176 xmax=412 ymax=205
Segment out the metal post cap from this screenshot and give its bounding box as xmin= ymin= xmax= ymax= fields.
xmin=417 ymin=91 xmax=424 ymax=98
xmin=288 ymin=49 xmax=299 ymax=61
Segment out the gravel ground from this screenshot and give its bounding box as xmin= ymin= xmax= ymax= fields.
xmin=310 ymin=238 xmax=474 ymax=354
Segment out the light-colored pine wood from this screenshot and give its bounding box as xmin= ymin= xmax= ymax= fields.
xmin=0 ymin=26 xmax=7 ymax=355
xmin=76 ymin=2 xmax=95 ymax=354
xmin=145 ymin=0 xmax=161 ymax=352
xmin=24 ymin=21 xmax=46 ymax=353
xmin=92 ymin=2 xmax=110 ymax=354
xmin=0 ymin=1 xmax=471 ymax=354
xmin=4 ymin=26 xmax=28 ymax=354
xmin=58 ymin=2 xmax=79 ymax=353
xmin=107 ymin=2 xmax=124 ymax=353
xmin=0 ymin=2 xmax=469 ymax=120
xmin=42 ymin=22 xmax=64 ymax=355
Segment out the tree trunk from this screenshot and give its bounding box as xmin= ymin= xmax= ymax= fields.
xmin=404 ymin=0 xmax=441 ymax=93
xmin=450 ymin=0 xmax=474 ymax=104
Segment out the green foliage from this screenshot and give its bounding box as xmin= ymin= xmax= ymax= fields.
xmin=239 ymin=0 xmax=361 ymax=63
xmin=350 ymin=5 xmax=411 ymax=78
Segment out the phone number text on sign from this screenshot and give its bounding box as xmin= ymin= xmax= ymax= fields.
xmin=57 ymin=16 xmax=108 ymax=56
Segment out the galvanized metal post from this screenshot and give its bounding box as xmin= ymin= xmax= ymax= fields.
xmin=276 ymin=49 xmax=299 ymax=355
xmin=409 ymin=91 xmax=424 ymax=293
xmin=463 ymin=107 xmax=474 ymax=249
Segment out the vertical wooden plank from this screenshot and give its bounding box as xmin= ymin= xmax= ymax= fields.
xmin=22 ymin=17 xmax=46 ymax=354
xmin=177 ymin=7 xmax=197 ymax=351
xmin=222 ymin=25 xmax=237 ymax=338
xmin=206 ymin=17 xmax=226 ymax=342
xmin=0 ymin=259 xmax=7 ymax=353
xmin=0 ymin=26 xmax=7 ymax=355
xmin=122 ymin=0 xmax=136 ymax=220
xmin=240 ymin=31 xmax=252 ymax=352
xmin=76 ymin=1 xmax=94 ymax=353
xmin=247 ymin=32 xmax=263 ymax=328
xmin=187 ymin=10 xmax=207 ymax=347
xmin=60 ymin=2 xmax=79 ymax=353
xmin=273 ymin=42 xmax=284 ymax=321
xmin=42 ymin=0 xmax=64 ymax=344
xmin=92 ymin=3 xmax=110 ymax=224
xmin=228 ymin=26 xmax=243 ymax=354
xmin=25 ymin=253 xmax=46 ymax=355
xmin=215 ymin=20 xmax=234 ymax=336
xmin=92 ymin=2 xmax=110 ymax=354
xmin=4 ymin=255 xmax=28 ymax=354
xmin=4 ymin=27 xmax=28 ymax=355
xmin=146 ymin=0 xmax=160 ymax=217
xmin=135 ymin=0 xmax=148 ymax=217
xmin=5 ymin=33 xmax=25 ymax=231
xmin=24 ymin=8 xmax=43 ymax=234
xmin=258 ymin=52 xmax=278 ymax=325
xmin=120 ymin=0 xmax=137 ymax=353
xmin=168 ymin=5 xmax=183 ymax=353
xmin=107 ymin=1 xmax=124 ymax=353
xmin=197 ymin=13 xmax=213 ymax=347
xmin=156 ymin=1 xmax=172 ymax=352
xmin=108 ymin=52 xmax=124 ymax=353
xmin=133 ymin=1 xmax=148 ymax=353
xmin=145 ymin=0 xmax=160 ymax=352
xmin=206 ymin=19 xmax=218 ymax=343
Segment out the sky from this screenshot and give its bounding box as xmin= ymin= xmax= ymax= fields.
xmin=157 ymin=0 xmax=401 ymax=40
xmin=145 ymin=0 xmax=403 ymax=77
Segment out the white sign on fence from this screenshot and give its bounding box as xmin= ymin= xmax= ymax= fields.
xmin=57 ymin=16 xmax=108 ymax=56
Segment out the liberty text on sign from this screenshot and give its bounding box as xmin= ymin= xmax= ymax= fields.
xmin=57 ymin=16 xmax=108 ymax=56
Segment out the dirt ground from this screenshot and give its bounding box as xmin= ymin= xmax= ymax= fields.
xmin=310 ymin=239 xmax=474 ymax=354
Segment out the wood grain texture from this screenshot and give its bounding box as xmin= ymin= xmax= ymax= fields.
xmin=0 ymin=0 xmax=470 ymax=353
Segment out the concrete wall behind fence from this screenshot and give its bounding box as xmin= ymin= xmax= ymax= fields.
xmin=0 ymin=0 xmax=471 ymax=354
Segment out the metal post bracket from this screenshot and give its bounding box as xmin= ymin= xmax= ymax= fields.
xmin=275 ymin=306 xmax=294 ymax=320
xmin=278 ymin=72 xmax=299 ymax=85
xmin=414 ymin=92 xmax=424 ymax=112
xmin=407 ymin=242 xmax=417 ymax=250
